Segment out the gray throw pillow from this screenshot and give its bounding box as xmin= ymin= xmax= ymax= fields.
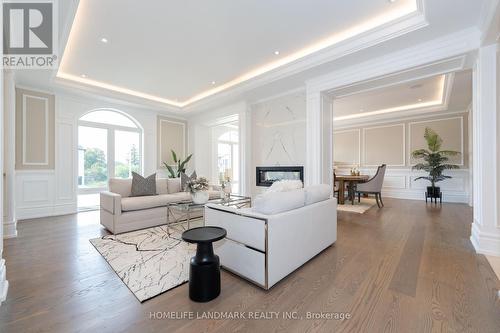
xmin=167 ymin=178 xmax=181 ymax=194
xmin=180 ymin=171 xmax=197 ymax=191
xmin=130 ymin=172 xmax=157 ymax=197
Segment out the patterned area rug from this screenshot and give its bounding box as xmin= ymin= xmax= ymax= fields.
xmin=90 ymin=223 xmax=200 ymax=302
xmin=337 ymin=198 xmax=377 ymax=214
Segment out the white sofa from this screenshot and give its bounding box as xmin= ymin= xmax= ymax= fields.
xmin=100 ymin=178 xmax=219 ymax=234
xmin=205 ymin=185 xmax=337 ymax=289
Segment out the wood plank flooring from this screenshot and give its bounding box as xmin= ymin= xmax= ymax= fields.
xmin=0 ymin=199 xmax=499 ymax=333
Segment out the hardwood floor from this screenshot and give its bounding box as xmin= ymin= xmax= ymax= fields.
xmin=0 ymin=199 xmax=499 ymax=333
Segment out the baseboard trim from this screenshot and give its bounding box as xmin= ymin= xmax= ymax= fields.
xmin=0 ymin=259 xmax=8 ymax=304
xmin=3 ymin=220 xmax=17 ymax=239
xmin=470 ymin=222 xmax=500 ymax=256
xmin=17 ymin=203 xmax=77 ymax=220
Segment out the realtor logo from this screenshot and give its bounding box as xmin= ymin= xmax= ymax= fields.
xmin=2 ymin=1 xmax=58 ymax=68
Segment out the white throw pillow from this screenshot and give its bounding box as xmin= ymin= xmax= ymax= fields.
xmin=253 ymin=189 xmax=305 ymax=215
xmin=156 ymin=178 xmax=169 ymax=195
xmin=108 ymin=178 xmax=132 ymax=197
xmin=167 ymin=178 xmax=181 ymax=194
xmin=267 ymin=180 xmax=303 ymax=193
xmin=304 ymin=184 xmax=331 ymax=205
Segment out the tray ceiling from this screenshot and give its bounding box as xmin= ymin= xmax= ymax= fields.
xmin=57 ymin=0 xmax=419 ymax=107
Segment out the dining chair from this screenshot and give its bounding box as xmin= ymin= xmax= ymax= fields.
xmin=355 ymin=164 xmax=386 ymax=208
xmin=333 ymin=172 xmax=339 ymax=198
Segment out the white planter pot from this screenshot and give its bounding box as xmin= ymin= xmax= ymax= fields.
xmin=191 ymin=191 xmax=209 ymax=204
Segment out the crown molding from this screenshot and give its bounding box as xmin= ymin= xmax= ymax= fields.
xmin=50 ymin=1 xmax=429 ymax=114
xmin=478 ymin=0 xmax=500 ymax=45
xmin=182 ymin=6 xmax=428 ymax=113
xmin=329 ymin=56 xmax=465 ymax=98
xmin=249 ymin=87 xmax=306 ymax=106
xmin=306 ymin=27 xmax=479 ymax=94
xmin=332 ymin=72 xmax=454 ymax=125
xmin=333 ymin=109 xmax=469 ymax=131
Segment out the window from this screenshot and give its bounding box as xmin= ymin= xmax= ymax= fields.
xmin=217 ymin=129 xmax=239 ymax=193
xmin=78 ymin=109 xmax=142 ymax=209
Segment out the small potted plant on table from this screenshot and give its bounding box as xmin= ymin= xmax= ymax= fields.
xmin=411 ymin=128 xmax=460 ymax=203
xmin=186 ymin=177 xmax=210 ymax=204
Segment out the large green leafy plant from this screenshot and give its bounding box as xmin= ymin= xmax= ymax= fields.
xmin=411 ymin=128 xmax=460 ymax=188
xmin=163 ymin=150 xmax=193 ymax=178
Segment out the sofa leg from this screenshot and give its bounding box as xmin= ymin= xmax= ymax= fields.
xmin=375 ymin=194 xmax=381 ymax=208
xmin=378 ymin=193 xmax=384 ymax=207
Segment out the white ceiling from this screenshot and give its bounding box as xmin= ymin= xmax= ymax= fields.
xmin=13 ymin=0 xmax=489 ymax=114
xmin=56 ymin=0 xmax=418 ymax=106
xmin=333 ymin=75 xmax=445 ymax=117
xmin=331 ymin=70 xmax=472 ymax=122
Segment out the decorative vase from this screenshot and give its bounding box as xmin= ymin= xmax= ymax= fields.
xmin=191 ymin=191 xmax=209 ymax=204
xmin=224 ymin=182 xmax=232 ymax=194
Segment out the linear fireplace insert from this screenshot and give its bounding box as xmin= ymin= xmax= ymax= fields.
xmin=256 ymin=166 xmax=304 ymax=187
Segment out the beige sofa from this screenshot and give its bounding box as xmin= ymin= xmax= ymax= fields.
xmin=100 ymin=178 xmax=219 ymax=234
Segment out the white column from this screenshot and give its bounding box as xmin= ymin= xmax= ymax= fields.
xmin=3 ymin=71 xmax=16 ymax=238
xmin=1 ymin=1 xmax=10 ymax=304
xmin=305 ymin=89 xmax=333 ymax=187
xmin=470 ymin=44 xmax=500 ymax=256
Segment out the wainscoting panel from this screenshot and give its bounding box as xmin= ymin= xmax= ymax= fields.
xmin=409 ymin=117 xmax=465 ymax=166
xmin=157 ymin=117 xmax=187 ymax=167
xmin=15 ymin=170 xmax=76 ymax=220
xmin=22 ymin=179 xmax=51 ymax=203
xmin=15 ymin=88 xmax=55 ymax=170
xmin=333 ymin=129 xmax=360 ymax=166
xmin=363 ymin=124 xmax=405 ymax=167
xmin=336 ymin=168 xmax=469 ymax=203
xmin=16 ymin=171 xmax=54 ymax=219
xmin=383 ymin=175 xmax=407 ymax=190
xmin=410 ymin=174 xmax=466 ymax=192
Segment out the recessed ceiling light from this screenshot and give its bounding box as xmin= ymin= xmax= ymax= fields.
xmin=418 ymin=98 xmax=422 ymax=102
xmin=388 ymin=0 xmax=397 ymax=3
xmin=274 ymin=51 xmax=280 ymax=55
xmin=81 ymin=74 xmax=87 ymax=78
xmin=100 ymin=37 xmax=108 ymax=43
xmin=211 ymin=81 xmax=216 ymax=85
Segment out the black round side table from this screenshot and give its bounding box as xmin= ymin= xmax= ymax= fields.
xmin=182 ymin=226 xmax=226 ymax=302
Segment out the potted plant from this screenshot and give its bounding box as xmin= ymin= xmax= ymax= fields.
xmin=163 ymin=150 xmax=193 ymax=178
xmin=411 ymin=127 xmax=460 ymax=199
xmin=185 ymin=177 xmax=210 ymax=204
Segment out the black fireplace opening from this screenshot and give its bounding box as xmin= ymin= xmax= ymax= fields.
xmin=256 ymin=166 xmax=304 ymax=187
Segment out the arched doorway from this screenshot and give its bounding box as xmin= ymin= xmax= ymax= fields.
xmin=77 ymin=109 xmax=143 ymax=210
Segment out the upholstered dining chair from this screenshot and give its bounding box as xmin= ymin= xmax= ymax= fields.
xmin=355 ymin=164 xmax=386 ymax=208
xmin=333 ymin=172 xmax=339 ymax=198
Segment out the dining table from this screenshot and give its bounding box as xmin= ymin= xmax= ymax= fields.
xmin=335 ymin=174 xmax=370 ymax=205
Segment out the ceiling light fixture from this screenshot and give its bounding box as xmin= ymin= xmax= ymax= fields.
xmin=388 ymin=0 xmax=397 ymax=3
xmin=211 ymin=81 xmax=216 ymax=85
xmin=274 ymin=51 xmax=280 ymax=55
xmin=100 ymin=37 xmax=108 ymax=43
xmin=418 ymin=98 xmax=422 ymax=102
xmin=81 ymin=74 xmax=87 ymax=78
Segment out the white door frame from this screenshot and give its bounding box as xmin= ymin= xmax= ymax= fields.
xmin=304 ymin=28 xmax=478 ymax=186
xmin=304 ymin=28 xmax=500 ymax=256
